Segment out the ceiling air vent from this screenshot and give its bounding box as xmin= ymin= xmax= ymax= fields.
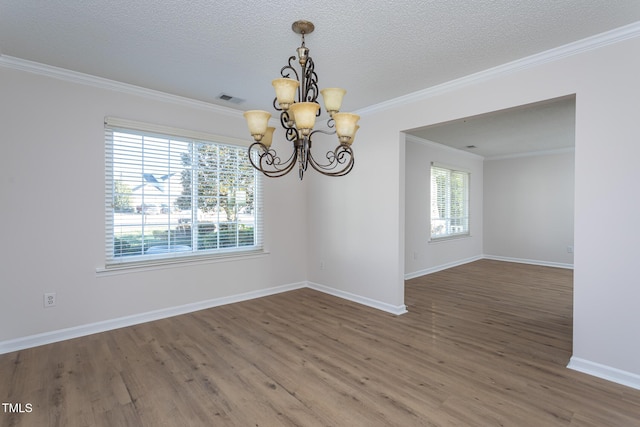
xmin=218 ymin=93 xmax=245 ymax=104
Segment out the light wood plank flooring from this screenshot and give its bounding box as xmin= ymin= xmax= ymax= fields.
xmin=2 ymin=260 xmax=640 ymax=426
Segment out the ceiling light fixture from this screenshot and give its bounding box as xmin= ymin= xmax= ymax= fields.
xmin=243 ymin=20 xmax=360 ymax=180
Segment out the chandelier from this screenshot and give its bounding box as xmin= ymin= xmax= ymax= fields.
xmin=243 ymin=20 xmax=360 ymax=180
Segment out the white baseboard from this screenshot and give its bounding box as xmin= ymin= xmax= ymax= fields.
xmin=0 ymin=281 xmax=408 ymax=355
xmin=307 ymin=281 xmax=408 ymax=315
xmin=4 ymin=278 xmax=639 ymax=393
xmin=405 ymin=255 xmax=573 ymax=280
xmin=568 ymin=357 xmax=640 ymax=391
xmin=483 ymin=255 xmax=574 ymax=269
xmin=404 ymin=255 xmax=483 ymax=280
xmin=0 ymin=282 xmax=306 ymax=355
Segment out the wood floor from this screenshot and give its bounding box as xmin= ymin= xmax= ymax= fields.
xmin=2 ymin=260 xmax=640 ymax=426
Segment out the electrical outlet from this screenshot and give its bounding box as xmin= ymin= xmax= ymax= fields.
xmin=320 ymin=260 xmax=325 ymax=270
xmin=44 ymin=293 xmax=56 ymax=308
xmin=567 ymin=246 xmax=574 ymax=254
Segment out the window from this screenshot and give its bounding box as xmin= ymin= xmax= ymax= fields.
xmin=105 ymin=117 xmax=262 ymax=267
xmin=430 ymin=163 xmax=469 ymax=239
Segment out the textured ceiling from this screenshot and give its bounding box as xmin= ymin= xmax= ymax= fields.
xmin=408 ymin=96 xmax=576 ymax=159
xmin=1 ymin=2 xmax=638 ymax=157
xmin=2 ymin=0 xmax=639 ymax=113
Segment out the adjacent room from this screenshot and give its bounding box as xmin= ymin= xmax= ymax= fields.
xmin=1 ymin=1 xmax=640 ymax=425
xmin=405 ymin=95 xmax=576 ymax=278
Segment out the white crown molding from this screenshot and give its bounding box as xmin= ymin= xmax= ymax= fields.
xmin=483 ymin=146 xmax=575 ymax=161
xmin=3 ymin=20 xmax=639 ymax=119
xmin=357 ymin=21 xmax=640 ymax=116
xmin=404 ymin=115 xmax=576 ymax=161
xmin=404 ymin=134 xmax=485 ymax=160
xmin=0 ymin=55 xmax=244 ymax=118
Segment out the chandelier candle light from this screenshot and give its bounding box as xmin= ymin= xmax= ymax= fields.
xmin=243 ymin=20 xmax=360 ymax=179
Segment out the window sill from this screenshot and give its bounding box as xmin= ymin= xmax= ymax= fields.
xmin=429 ymin=234 xmax=471 ymax=244
xmin=96 ymin=250 xmax=269 ymax=277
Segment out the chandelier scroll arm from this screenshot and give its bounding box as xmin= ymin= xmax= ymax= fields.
xmin=307 ymin=116 xmax=336 ymax=139
xmin=280 ymin=56 xmax=300 ymax=82
xmin=309 ymin=128 xmax=335 ymax=137
xmin=306 ymin=143 xmax=355 ymax=177
xmin=302 ymin=58 xmax=319 ymax=104
xmin=280 ymin=110 xmax=300 ymax=143
xmin=248 ymin=142 xmax=299 ymax=178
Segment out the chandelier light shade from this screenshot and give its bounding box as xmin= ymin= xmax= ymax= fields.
xmin=243 ymin=110 xmax=271 ymax=142
xmin=244 ymin=20 xmax=360 ymax=179
xmin=333 ymin=112 xmax=361 ymax=144
xmin=320 ymin=88 xmax=346 ymax=116
xmin=272 ymin=78 xmax=299 ymax=110
xmin=289 ymin=102 xmax=320 ymax=136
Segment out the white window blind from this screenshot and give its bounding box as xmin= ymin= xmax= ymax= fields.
xmin=430 ymin=164 xmax=469 ymax=239
xmin=105 ymin=118 xmax=262 ymax=267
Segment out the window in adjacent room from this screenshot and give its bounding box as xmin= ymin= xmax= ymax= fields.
xmin=430 ymin=163 xmax=469 ymax=240
xmin=104 ymin=117 xmax=262 ymax=267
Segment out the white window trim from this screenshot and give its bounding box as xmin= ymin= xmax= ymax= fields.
xmin=103 ymin=117 xmax=263 ymax=271
xmin=429 ymin=162 xmax=470 ymax=241
xmin=105 ymin=117 xmax=251 ymax=148
xmin=96 ymin=250 xmax=269 ymax=276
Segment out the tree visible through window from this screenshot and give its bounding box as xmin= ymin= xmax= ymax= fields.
xmin=105 ymin=120 xmax=262 ymax=265
xmin=430 ymin=164 xmax=469 ymax=239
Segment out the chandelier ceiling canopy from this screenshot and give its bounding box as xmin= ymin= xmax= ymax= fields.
xmin=243 ymin=20 xmax=360 ymax=180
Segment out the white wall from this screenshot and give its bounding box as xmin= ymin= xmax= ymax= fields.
xmin=570 ymin=36 xmax=640 ymax=385
xmin=2 ymin=25 xmax=640 ymax=388
xmin=0 ymin=66 xmax=308 ymax=346
xmin=311 ymin=29 xmax=640 ymax=384
xmin=484 ymin=151 xmax=575 ymax=267
xmin=305 ymin=127 xmax=407 ymax=313
xmin=404 ymin=137 xmax=484 ymax=278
